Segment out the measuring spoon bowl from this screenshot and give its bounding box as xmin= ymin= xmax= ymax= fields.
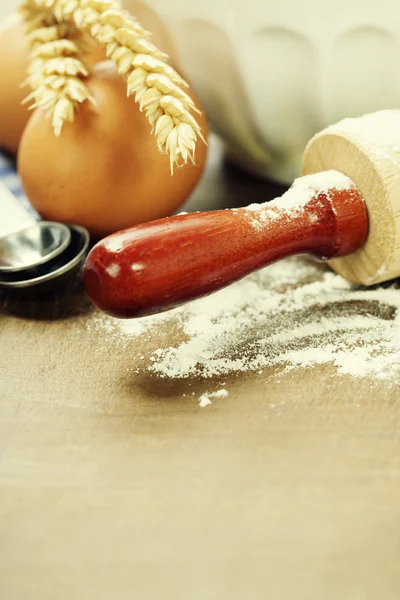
xmin=0 ymin=221 xmax=71 ymax=273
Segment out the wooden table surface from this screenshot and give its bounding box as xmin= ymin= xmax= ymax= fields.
xmin=1 ymin=139 xmax=400 ymax=600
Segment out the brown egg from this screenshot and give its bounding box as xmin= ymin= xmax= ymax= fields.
xmin=80 ymin=33 xmax=108 ymax=67
xmin=0 ymin=12 xmax=106 ymax=154
xmin=0 ymin=13 xmax=31 ymax=153
xmin=18 ymin=61 xmax=208 ymax=238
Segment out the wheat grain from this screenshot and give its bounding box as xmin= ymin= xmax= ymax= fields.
xmin=20 ymin=3 xmax=95 ymax=135
xmin=19 ymin=0 xmax=205 ymax=168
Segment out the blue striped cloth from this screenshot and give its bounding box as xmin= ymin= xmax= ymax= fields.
xmin=0 ymin=149 xmax=40 ymax=219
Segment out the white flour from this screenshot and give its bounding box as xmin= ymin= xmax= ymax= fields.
xmin=244 ymin=170 xmax=355 ymax=227
xmin=199 ymin=389 xmax=229 ymax=408
xmin=92 ymin=256 xmax=400 ymax=389
xmin=325 ymin=110 xmax=400 ymax=167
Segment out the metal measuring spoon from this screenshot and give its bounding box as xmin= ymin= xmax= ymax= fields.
xmin=0 ymin=224 xmax=90 ymax=292
xmin=0 ymin=181 xmax=71 ymax=272
xmin=0 ymin=180 xmax=90 ymax=293
xmin=0 ymin=220 xmax=71 ymax=272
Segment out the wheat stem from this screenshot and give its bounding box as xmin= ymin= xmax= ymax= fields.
xmin=19 ymin=0 xmax=205 ymax=168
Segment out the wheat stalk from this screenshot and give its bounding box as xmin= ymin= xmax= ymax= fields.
xmin=19 ymin=0 xmax=205 ymax=170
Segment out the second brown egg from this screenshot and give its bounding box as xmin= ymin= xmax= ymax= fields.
xmin=0 ymin=12 xmax=106 ymax=154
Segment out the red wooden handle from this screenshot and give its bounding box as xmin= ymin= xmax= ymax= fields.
xmin=84 ymin=186 xmax=367 ymax=318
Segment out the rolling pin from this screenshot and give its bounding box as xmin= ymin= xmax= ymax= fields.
xmin=84 ymin=110 xmax=400 ymax=318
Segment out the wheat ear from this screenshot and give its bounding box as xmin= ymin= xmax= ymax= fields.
xmin=19 ymin=0 xmax=205 ymax=170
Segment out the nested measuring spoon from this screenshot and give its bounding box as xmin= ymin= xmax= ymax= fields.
xmin=0 ymin=180 xmax=90 ymax=292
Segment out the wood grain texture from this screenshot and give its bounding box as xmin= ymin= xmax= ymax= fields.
xmin=1 ymin=138 xmax=400 ymax=600
xmin=302 ymin=110 xmax=400 ymax=286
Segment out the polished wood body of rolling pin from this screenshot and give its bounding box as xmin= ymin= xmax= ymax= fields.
xmin=84 ymin=110 xmax=400 ymax=318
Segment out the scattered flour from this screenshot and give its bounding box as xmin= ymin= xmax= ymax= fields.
xmin=131 ymin=263 xmax=145 ymax=272
xmin=244 ymin=170 xmax=355 ymax=227
xmin=92 ymin=255 xmax=400 ymax=387
xmin=105 ymin=263 xmax=120 ymax=278
xmin=325 ymin=110 xmax=400 ymax=167
xmin=199 ymin=388 xmax=229 ymax=408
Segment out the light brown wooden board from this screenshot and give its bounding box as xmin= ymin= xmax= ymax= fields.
xmin=1 ymin=139 xmax=400 ymax=599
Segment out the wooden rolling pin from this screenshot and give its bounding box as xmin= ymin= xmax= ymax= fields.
xmin=84 ymin=110 xmax=400 ymax=318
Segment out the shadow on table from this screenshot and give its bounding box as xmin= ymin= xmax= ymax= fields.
xmin=130 ymin=371 xmax=234 ymax=399
xmin=0 ymin=277 xmax=95 ymax=321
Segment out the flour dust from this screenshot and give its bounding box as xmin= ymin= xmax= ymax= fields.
xmin=91 ymin=256 xmax=400 ymax=402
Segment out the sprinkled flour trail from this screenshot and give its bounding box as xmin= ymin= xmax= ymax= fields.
xmin=91 ymin=256 xmax=400 ymax=385
xmin=199 ymin=389 xmax=229 ymax=408
xmin=243 ymin=170 xmax=355 ymax=229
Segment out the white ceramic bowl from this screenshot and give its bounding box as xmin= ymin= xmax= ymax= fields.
xmin=0 ymin=0 xmax=19 ymax=20
xmin=146 ymin=0 xmax=400 ymax=183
